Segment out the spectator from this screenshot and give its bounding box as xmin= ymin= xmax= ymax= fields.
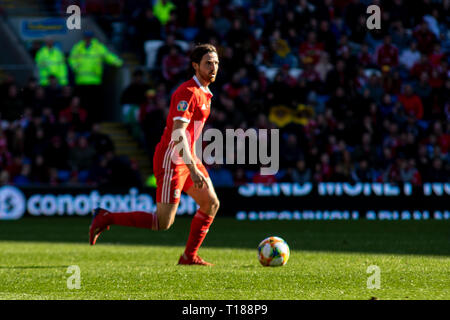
xmin=272 ymin=37 xmax=298 ymax=68
xmin=195 ymin=17 xmax=220 ymax=44
xmin=6 ymin=156 xmax=23 ymax=181
xmin=364 ymin=74 xmax=384 ymax=104
xmin=400 ymin=158 xmax=422 ymax=185
xmin=388 ymin=0 xmax=411 ymax=28
xmin=89 ymin=155 xmax=111 ymax=186
xmin=211 ymin=6 xmax=231 ymax=38
xmin=383 ymin=157 xmax=405 ymax=182
xmin=0 ymin=170 xmax=10 ymax=185
xmin=30 ymin=154 xmax=48 ymax=184
xmin=252 ymin=170 xmax=277 ymax=184
xmin=59 ymin=96 xmax=89 ymax=132
xmin=233 ymin=167 xmax=248 ymax=186
xmin=106 ymin=152 xmax=143 ymax=187
xmin=411 ymin=54 xmax=433 ymax=79
xmin=413 ymin=20 xmax=436 ymax=54
xmin=423 ymin=157 xmax=447 ymax=181
xmin=325 ymin=59 xmax=351 ymax=93
xmin=35 ymin=38 xmax=68 ymax=86
xmin=428 ymin=43 xmax=445 ymax=68
xmin=12 ymin=163 xmax=31 ymax=186
xmin=317 ymin=20 xmax=338 ymax=55
xmin=28 ymin=127 xmax=47 ymax=158
xmin=299 ymin=31 xmax=325 ymax=66
xmin=316 ymin=153 xmax=333 ymax=181
xmin=44 ymin=76 xmax=63 ymax=112
xmin=9 ymin=127 xmax=25 ymax=157
xmin=397 ymin=132 xmax=418 ymax=159
xmin=315 ymin=52 xmax=333 ymax=82
xmin=225 ymin=19 xmax=249 ymax=52
xmin=54 ymin=85 xmax=74 ymax=115
xmin=382 ymin=70 xmax=402 ymax=95
xmin=390 ymin=21 xmax=411 ymax=51
xmin=162 ymin=46 xmax=188 ymax=85
xmin=155 ymin=34 xmax=182 ymax=68
xmin=43 ymin=136 xmax=70 ymax=179
xmin=379 ymin=93 xmax=395 ymax=117
xmin=344 ymin=0 xmax=366 ymax=29
xmin=20 ymin=77 xmax=39 ymax=107
xmin=1 ymin=84 xmax=24 ymax=124
xmin=121 ymin=69 xmax=149 ymax=107
xmin=348 ymin=15 xmax=368 ymax=45
xmin=351 ymin=159 xmax=375 ymax=182
xmin=375 ymin=35 xmax=399 ymax=69
xmin=89 ymin=123 xmax=115 ymax=156
xmin=413 ymin=72 xmax=432 ymax=108
xmin=140 ymin=90 xmax=166 ymax=155
xmin=121 ymin=69 xmax=149 ymax=127
xmin=302 ymin=62 xmax=321 ymax=91
xmin=357 ymin=43 xmax=375 ymax=68
xmin=69 ymin=136 xmax=96 ymax=183
xmin=433 ymin=121 xmax=450 ymax=155
xmin=280 ymin=134 xmax=301 ymax=168
xmin=399 ymin=41 xmax=421 ymax=70
xmin=398 ymin=84 xmax=424 ymax=120
xmin=135 ymin=7 xmax=162 ymax=44
xmin=291 ymin=160 xmax=312 ymax=184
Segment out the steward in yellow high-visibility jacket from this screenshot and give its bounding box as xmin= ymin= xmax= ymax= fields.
xmin=35 ymin=39 xmax=68 ymax=86
xmin=68 ymin=33 xmax=123 ymax=86
xmin=153 ymin=0 xmax=175 ymax=25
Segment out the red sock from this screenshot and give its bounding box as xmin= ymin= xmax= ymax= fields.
xmin=108 ymin=211 xmax=159 ymax=231
xmin=183 ymin=210 xmax=214 ymax=258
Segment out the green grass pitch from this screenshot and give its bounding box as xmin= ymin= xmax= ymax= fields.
xmin=0 ymin=217 xmax=448 ymax=300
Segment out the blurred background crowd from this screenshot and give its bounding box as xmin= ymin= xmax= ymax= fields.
xmin=0 ymin=0 xmax=449 ymax=187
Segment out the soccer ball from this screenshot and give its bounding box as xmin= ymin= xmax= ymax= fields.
xmin=257 ymin=236 xmax=290 ymax=267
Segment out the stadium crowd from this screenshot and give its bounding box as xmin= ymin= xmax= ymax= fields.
xmin=0 ymin=0 xmax=449 ymax=187
xmin=119 ymin=0 xmax=450 ymax=186
xmin=0 ymin=74 xmax=143 ymax=187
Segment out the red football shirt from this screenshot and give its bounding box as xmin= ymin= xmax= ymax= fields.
xmin=158 ymin=75 xmax=213 ymax=156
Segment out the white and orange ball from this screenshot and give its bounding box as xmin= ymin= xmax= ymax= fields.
xmin=257 ymin=236 xmax=290 ymax=267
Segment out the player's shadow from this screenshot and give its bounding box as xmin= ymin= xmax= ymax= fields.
xmin=0 ymin=217 xmax=449 ymax=256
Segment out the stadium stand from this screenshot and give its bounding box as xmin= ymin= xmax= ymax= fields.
xmin=0 ymin=0 xmax=449 ymax=187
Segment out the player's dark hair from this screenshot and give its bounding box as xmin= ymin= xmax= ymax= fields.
xmin=190 ymin=43 xmax=217 ymax=75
